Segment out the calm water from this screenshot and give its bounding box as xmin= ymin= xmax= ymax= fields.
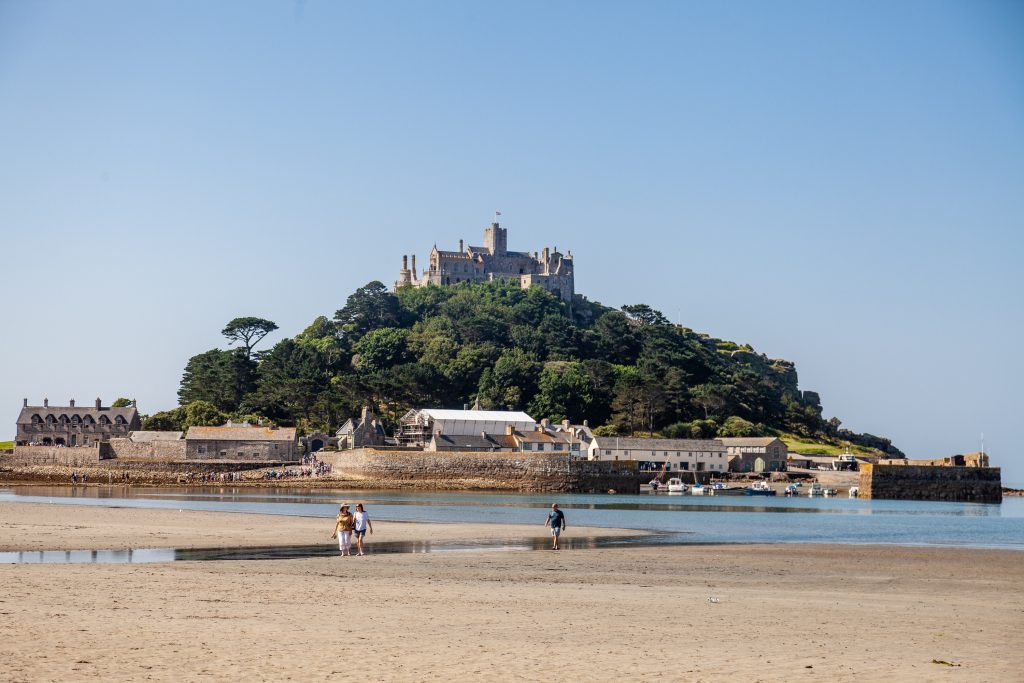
xmin=2 ymin=486 xmax=1022 ymax=552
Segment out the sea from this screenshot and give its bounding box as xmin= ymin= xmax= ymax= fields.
xmin=1 ymin=485 xmax=1022 ymax=556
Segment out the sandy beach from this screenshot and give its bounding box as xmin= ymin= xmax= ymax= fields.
xmin=1 ymin=503 xmax=1022 ymax=682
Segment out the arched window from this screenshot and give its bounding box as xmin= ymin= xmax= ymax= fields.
xmin=58 ymin=414 xmax=70 ymax=424
xmin=46 ymin=415 xmax=57 ymax=424
xmin=115 ymin=416 xmax=126 ymax=425
xmin=31 ymin=414 xmax=43 ymax=424
xmin=98 ymin=415 xmax=111 ymax=425
xmin=71 ymin=415 xmax=81 ymax=424
xmin=83 ymin=415 xmax=95 ymax=424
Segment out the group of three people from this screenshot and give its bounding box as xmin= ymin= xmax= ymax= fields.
xmin=330 ymin=501 xmax=568 ymax=555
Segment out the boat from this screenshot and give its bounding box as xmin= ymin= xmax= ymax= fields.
xmin=690 ymin=482 xmax=709 ymax=496
xmin=848 ymin=485 xmax=859 ymax=499
xmin=709 ymin=482 xmax=745 ymax=496
xmin=807 ymin=482 xmax=839 ymax=497
xmin=784 ymin=484 xmax=800 ymax=497
xmin=744 ymin=481 xmax=777 ymax=496
xmin=666 ymin=477 xmax=688 ymax=494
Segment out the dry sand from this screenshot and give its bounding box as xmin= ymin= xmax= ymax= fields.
xmin=1 ymin=503 xmax=1022 ymax=682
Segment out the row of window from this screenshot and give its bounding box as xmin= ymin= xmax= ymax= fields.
xmin=602 ymin=449 xmax=724 ymax=458
xmin=521 ymin=442 xmax=580 ymax=452
xmin=30 ymin=414 xmax=125 ymax=425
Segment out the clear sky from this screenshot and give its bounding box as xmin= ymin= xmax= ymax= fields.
xmin=1 ymin=1 xmax=1022 ymax=480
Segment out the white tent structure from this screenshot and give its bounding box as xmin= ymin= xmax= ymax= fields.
xmin=398 ymin=408 xmax=536 ymax=446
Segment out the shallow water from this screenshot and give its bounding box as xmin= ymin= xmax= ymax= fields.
xmin=3 ymin=485 xmax=1022 ymax=552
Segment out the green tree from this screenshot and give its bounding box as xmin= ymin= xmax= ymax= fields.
xmin=354 ymin=328 xmax=411 ymax=373
xmin=178 ymin=348 xmax=257 ymax=413
xmin=182 ymin=400 xmax=227 ymax=428
xmin=222 ymin=317 xmax=279 ymax=359
xmin=335 ymin=281 xmax=405 ymax=342
xmin=530 ymin=362 xmax=592 ymax=424
xmin=111 ymin=397 xmax=133 ymax=408
xmin=718 ymin=415 xmax=762 ymax=437
xmin=476 ymin=348 xmax=541 ymax=410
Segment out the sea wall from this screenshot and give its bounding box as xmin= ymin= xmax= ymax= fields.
xmin=859 ymin=463 xmax=1002 ymax=503
xmin=326 ymin=449 xmax=639 ymax=493
xmin=108 ymin=438 xmax=187 ymax=461
xmin=8 ymin=445 xmax=103 ymax=467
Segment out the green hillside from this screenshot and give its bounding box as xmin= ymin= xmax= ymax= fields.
xmin=148 ymin=280 xmax=901 ymax=456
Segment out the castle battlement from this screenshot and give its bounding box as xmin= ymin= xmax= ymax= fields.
xmin=395 ymin=222 xmax=575 ymax=302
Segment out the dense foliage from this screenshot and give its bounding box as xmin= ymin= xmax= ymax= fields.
xmin=156 ymin=280 xmax=899 ymax=454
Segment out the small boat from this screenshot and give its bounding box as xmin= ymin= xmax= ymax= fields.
xmin=709 ymin=482 xmax=745 ymax=496
xmin=690 ymin=483 xmax=709 ymax=496
xmin=744 ymin=481 xmax=777 ymax=496
xmin=648 ymin=479 xmax=662 ymax=492
xmin=784 ymin=484 xmax=800 ymax=497
xmin=848 ymin=486 xmax=859 ymax=499
xmin=666 ymin=477 xmax=688 ymax=494
xmin=807 ymin=482 xmax=838 ymax=497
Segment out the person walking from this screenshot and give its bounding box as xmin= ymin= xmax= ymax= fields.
xmin=544 ymin=503 xmax=566 ymax=550
xmin=331 ymin=504 xmax=356 ymax=556
xmin=353 ymin=503 xmax=374 ymax=556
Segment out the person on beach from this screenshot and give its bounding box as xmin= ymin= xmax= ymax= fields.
xmin=545 ymin=503 xmax=566 ymax=550
xmin=353 ymin=503 xmax=374 ymax=556
xmin=331 ymin=504 xmax=356 ymax=556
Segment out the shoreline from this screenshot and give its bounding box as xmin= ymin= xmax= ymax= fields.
xmin=1 ymin=502 xmax=1022 ymax=680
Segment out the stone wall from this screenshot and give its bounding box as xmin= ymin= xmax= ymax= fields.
xmin=107 ymin=438 xmax=187 ymax=461
xmin=8 ymin=445 xmax=103 ymax=467
xmin=859 ymin=463 xmax=1002 ymax=503
xmin=326 ymin=449 xmax=638 ymax=493
xmin=185 ymin=439 xmax=298 ymax=462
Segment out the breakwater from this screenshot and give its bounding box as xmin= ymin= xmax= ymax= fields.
xmin=859 ymin=463 xmax=1002 ymax=504
xmin=324 ymin=449 xmax=639 ymax=493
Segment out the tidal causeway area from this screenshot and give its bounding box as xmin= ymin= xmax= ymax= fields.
xmin=1 ymin=502 xmax=1022 ymax=681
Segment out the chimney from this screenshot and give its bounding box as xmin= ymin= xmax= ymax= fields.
xmin=562 ymin=419 xmax=570 ymax=429
xmin=506 ymin=425 xmax=514 ymax=436
xmin=95 ymin=397 xmax=101 ymax=409
xmin=463 ymin=403 xmax=469 ymax=411
xmin=362 ymin=406 xmax=370 ymax=421
xmin=411 ymin=254 xmax=417 ymax=277
xmin=481 ymin=431 xmax=487 ymax=439
xmin=131 ymin=399 xmax=136 ymax=407
xmin=70 ymin=399 xmax=75 ymax=408
xmin=402 ymin=254 xmax=408 ymax=270
xmin=44 ymin=398 xmax=49 ymax=407
xmin=541 ymin=418 xmax=550 ymax=429
xmin=459 ymin=239 xmax=464 ymax=252
xmin=436 ymin=429 xmax=442 ymax=436
xmin=543 ymin=247 xmax=549 ymax=262
xmin=583 ymin=419 xmax=589 ymax=427
xmin=23 ymin=398 xmax=28 ymax=407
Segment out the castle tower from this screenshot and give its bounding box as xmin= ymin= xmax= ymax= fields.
xmin=484 ymin=222 xmax=507 ymax=256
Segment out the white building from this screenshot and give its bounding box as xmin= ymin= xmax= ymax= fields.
xmin=587 ymin=436 xmax=729 ymax=473
xmin=398 ymin=408 xmax=536 ymax=447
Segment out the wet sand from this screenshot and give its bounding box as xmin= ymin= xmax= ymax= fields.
xmin=1 ymin=503 xmax=1022 ymax=681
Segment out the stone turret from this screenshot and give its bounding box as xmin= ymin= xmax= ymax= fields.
xmin=484 ymin=222 xmax=507 ymax=256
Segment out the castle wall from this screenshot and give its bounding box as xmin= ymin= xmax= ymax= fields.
xmin=186 ymin=439 xmax=298 ymax=462
xmin=858 ymin=463 xmax=1002 ymax=503
xmin=9 ymin=445 xmax=104 ymax=467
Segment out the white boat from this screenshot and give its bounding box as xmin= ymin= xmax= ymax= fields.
xmin=690 ymin=483 xmax=709 ymax=496
xmin=848 ymin=485 xmax=859 ymax=499
xmin=666 ymin=477 xmax=688 ymax=494
xmin=709 ymin=482 xmax=745 ymax=496
xmin=807 ymin=482 xmax=838 ymax=497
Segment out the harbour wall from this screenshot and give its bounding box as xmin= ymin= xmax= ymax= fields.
xmin=859 ymin=463 xmax=1002 ymax=503
xmin=325 ymin=449 xmax=640 ymax=493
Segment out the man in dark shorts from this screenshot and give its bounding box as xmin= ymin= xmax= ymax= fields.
xmin=544 ymin=503 xmax=566 ymax=550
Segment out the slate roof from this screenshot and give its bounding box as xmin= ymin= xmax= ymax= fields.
xmin=718 ymin=437 xmax=783 ymax=447
xmin=591 ymin=437 xmax=726 ymax=452
xmin=430 ymin=434 xmax=503 ymax=451
xmin=186 ymin=425 xmax=297 ymax=442
xmin=129 ymin=431 xmax=183 ymax=442
xmin=17 ymin=404 xmax=138 ymax=425
xmin=420 ymin=409 xmax=535 ymax=423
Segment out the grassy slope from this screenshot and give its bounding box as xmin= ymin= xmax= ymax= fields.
xmin=0 ymin=441 xmax=13 ymax=450
xmin=776 ymin=433 xmax=885 ymax=458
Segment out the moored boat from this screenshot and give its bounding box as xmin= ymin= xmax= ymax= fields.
xmin=666 ymin=477 xmax=688 ymax=494
xmin=744 ymin=481 xmax=777 ymax=496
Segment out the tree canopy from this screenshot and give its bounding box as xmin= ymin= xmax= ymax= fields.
xmin=169 ymin=279 xmax=900 ymax=454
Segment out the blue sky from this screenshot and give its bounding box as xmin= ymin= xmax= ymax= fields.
xmin=1 ymin=1 xmax=1022 ymax=480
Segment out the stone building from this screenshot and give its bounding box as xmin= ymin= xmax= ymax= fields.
xmin=15 ymin=398 xmax=141 ymax=446
xmin=720 ymin=437 xmax=788 ymax=473
xmin=587 ymin=437 xmax=729 ymax=473
xmin=184 ymin=423 xmax=298 ymax=462
xmin=336 ymin=406 xmax=386 ymax=450
xmin=395 ymin=222 xmax=575 ymax=302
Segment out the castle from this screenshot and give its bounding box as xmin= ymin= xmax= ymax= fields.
xmin=395 ymin=222 xmax=575 ymax=302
